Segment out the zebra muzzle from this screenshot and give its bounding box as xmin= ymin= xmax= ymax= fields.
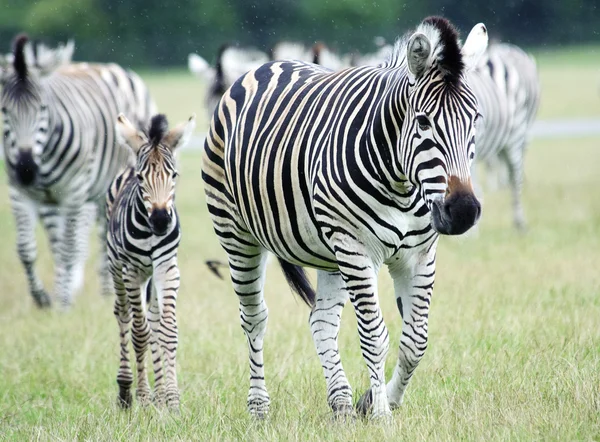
xmin=431 ymin=191 xmax=481 ymax=235
xmin=15 ymin=150 xmax=38 ymax=186
xmin=149 ymin=208 xmax=171 ymax=236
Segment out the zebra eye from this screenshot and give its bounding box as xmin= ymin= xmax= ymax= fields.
xmin=172 ymin=171 xmax=179 ymax=179
xmin=416 ymin=115 xmax=431 ymax=130
xmin=136 ymin=172 xmax=144 ymax=182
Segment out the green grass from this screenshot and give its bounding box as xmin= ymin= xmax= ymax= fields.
xmin=136 ymin=44 xmax=600 ymax=131
xmin=0 ymin=133 xmax=599 ymax=440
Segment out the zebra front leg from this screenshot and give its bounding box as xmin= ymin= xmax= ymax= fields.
xmin=9 ymin=188 xmax=50 ymax=308
xmin=334 ymin=245 xmax=391 ymax=419
xmin=229 ymin=250 xmax=270 ymax=418
xmin=112 ymin=269 xmax=133 ymax=408
xmin=39 ymin=204 xmax=64 ymax=265
xmin=145 ymin=280 xmax=165 ymax=406
xmin=154 ymin=258 xmax=181 ymax=410
xmin=310 ymin=270 xmax=354 ymax=418
xmin=54 ymin=205 xmax=93 ymax=308
xmin=385 ymin=246 xmax=436 ymax=409
xmin=96 ymin=200 xmax=113 ymax=297
xmin=124 ymin=271 xmax=152 ymax=406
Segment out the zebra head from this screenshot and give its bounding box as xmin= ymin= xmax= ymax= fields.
xmin=0 ymin=34 xmax=74 ymax=187
xmin=400 ymin=17 xmax=488 ymax=235
xmin=116 ymin=113 xmax=196 ymax=236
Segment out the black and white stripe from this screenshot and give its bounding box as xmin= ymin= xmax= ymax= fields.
xmin=107 ymin=113 xmax=195 ymax=410
xmin=0 ymin=35 xmax=155 ymax=309
xmin=202 ymin=17 xmax=488 ymax=419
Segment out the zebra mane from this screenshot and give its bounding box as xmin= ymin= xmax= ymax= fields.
xmin=388 ymin=16 xmax=465 ymax=85
xmin=148 ymin=114 xmax=169 ymax=146
xmin=13 ymin=34 xmax=29 ymax=81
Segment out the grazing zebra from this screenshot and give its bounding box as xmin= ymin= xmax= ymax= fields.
xmin=107 ymin=113 xmax=195 ymax=410
xmin=0 ymin=35 xmax=156 ymax=309
xmin=468 ymin=43 xmax=540 ymax=229
xmin=202 ymin=16 xmax=488 ymax=419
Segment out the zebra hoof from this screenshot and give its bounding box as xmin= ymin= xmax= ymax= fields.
xmin=331 ymin=402 xmax=356 ymax=421
xmin=355 ymin=388 xmax=373 ymax=417
xmin=32 ymin=290 xmax=52 ymax=309
xmin=137 ymin=389 xmax=152 ymax=407
xmin=248 ymin=399 xmax=269 ymax=419
xmin=117 ymin=388 xmax=132 ymax=409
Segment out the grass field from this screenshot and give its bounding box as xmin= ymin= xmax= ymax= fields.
xmin=1 ymin=47 xmax=600 ymax=440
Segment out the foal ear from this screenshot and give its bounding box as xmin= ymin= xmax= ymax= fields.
xmin=462 ymin=23 xmax=488 ymax=71
xmin=116 ymin=113 xmax=147 ymax=154
xmin=163 ymin=114 xmax=196 ymax=151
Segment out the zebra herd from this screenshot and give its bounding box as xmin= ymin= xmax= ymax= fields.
xmin=0 ymin=16 xmax=540 ymax=419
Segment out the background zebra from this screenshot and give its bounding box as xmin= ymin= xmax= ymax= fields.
xmin=107 ymin=113 xmax=195 ymax=410
xmin=0 ymin=35 xmax=156 ymax=309
xmin=348 ymin=39 xmax=540 ymax=229
xmin=202 ymin=16 xmax=487 ymax=419
xmin=468 ymin=43 xmax=540 ymax=229
xmin=188 ymin=44 xmax=269 ymax=118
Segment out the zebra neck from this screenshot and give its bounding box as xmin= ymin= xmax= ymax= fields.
xmin=363 ymin=69 xmax=412 ymax=193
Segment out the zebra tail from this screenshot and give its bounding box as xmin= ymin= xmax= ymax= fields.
xmin=278 ymin=258 xmax=316 ymax=308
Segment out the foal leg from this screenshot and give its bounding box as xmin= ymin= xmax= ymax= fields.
xmin=112 ymin=268 xmax=133 ymax=408
xmin=124 ymin=271 xmax=151 ymax=406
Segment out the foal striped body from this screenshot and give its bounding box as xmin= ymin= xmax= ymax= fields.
xmin=203 ymin=17 xmax=488 ymax=419
xmin=107 ymin=113 xmax=195 ymax=409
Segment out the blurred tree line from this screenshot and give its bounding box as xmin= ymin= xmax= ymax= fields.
xmin=1 ymin=0 xmax=598 ymax=68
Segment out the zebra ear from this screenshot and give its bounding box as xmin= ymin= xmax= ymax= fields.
xmin=407 ymin=32 xmax=432 ymax=80
xmin=188 ymin=53 xmax=214 ymax=81
xmin=163 ymin=114 xmax=196 ymax=151
xmin=116 ymin=113 xmax=147 ymax=154
xmin=0 ymin=54 xmax=8 ymax=82
xmin=35 ymin=40 xmax=75 ymax=76
xmin=461 ymin=23 xmax=488 ymax=71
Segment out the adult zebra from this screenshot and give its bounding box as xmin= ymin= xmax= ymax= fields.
xmin=107 ymin=113 xmax=195 ymax=410
xmin=0 ymin=35 xmax=156 ymax=308
xmin=202 ymin=16 xmax=487 ymax=419
xmin=468 ymin=43 xmax=540 ymax=229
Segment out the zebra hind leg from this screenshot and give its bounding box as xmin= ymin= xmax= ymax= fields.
xmin=10 ymin=188 xmax=51 ymax=308
xmin=310 ymin=270 xmax=354 ymax=419
xmin=229 ymin=249 xmax=270 ymax=418
xmin=502 ymin=147 xmax=527 ymax=231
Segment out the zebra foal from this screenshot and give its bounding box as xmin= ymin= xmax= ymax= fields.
xmin=202 ymin=16 xmax=488 ymax=419
xmin=107 ymin=113 xmax=195 ymax=409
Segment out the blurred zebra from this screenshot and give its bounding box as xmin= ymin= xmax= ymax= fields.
xmin=107 ymin=113 xmax=195 ymax=410
xmin=202 ymin=16 xmax=488 ymax=419
xmin=0 ymin=35 xmax=156 ymax=309
xmin=188 ymin=44 xmax=269 ymax=118
xmin=468 ymin=43 xmax=540 ymax=229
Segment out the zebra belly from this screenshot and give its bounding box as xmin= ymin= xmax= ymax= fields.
xmin=240 ymin=202 xmax=338 ymax=270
